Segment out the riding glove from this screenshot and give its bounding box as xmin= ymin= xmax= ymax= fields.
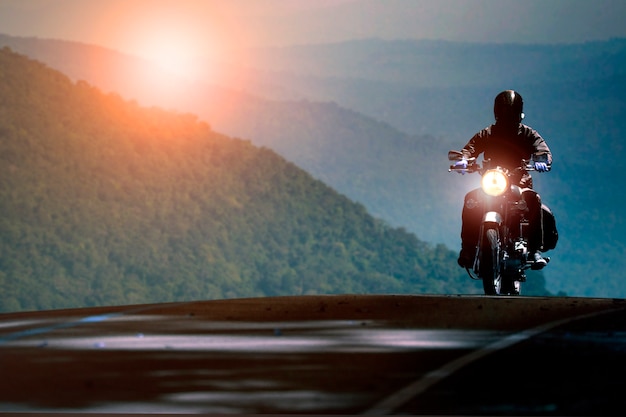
xmin=454 ymin=159 xmax=468 ymax=174
xmin=534 ymin=162 xmax=549 ymax=172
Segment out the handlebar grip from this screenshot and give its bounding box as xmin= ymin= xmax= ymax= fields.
xmin=526 ymin=164 xmax=551 ymax=172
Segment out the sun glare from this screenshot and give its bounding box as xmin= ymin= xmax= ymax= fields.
xmin=143 ymin=33 xmax=197 ymax=78
xmin=119 ymin=8 xmax=213 ymax=81
xmin=98 ymin=2 xmax=247 ymax=88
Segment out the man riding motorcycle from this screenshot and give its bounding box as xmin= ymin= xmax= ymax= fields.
xmin=454 ymin=90 xmax=553 ymax=270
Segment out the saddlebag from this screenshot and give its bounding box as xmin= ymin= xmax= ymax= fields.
xmin=542 ymin=204 xmax=558 ymax=251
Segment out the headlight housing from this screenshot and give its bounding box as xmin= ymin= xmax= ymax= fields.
xmin=481 ymin=169 xmax=509 ymax=196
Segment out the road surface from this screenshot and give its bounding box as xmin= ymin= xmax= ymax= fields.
xmin=0 ymin=294 xmax=624 ymax=415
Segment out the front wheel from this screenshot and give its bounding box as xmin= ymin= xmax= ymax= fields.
xmin=480 ymin=227 xmax=501 ymax=295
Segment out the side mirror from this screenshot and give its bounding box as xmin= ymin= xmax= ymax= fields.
xmin=448 ymin=150 xmax=463 ymax=161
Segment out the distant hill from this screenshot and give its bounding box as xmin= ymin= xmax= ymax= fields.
xmin=6 ymin=47 xmax=557 ymax=313
xmin=246 ymin=39 xmax=626 ymax=87
xmin=240 ymin=38 xmax=626 ymax=137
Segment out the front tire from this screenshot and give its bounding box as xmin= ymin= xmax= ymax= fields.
xmin=480 ymin=227 xmax=501 ymax=295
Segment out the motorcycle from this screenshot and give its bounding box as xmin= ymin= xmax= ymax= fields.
xmin=448 ymin=150 xmax=551 ymax=295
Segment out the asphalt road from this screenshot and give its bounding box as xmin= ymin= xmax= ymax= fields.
xmin=0 ymin=294 xmax=624 ymax=415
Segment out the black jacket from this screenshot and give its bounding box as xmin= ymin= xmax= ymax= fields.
xmin=461 ymin=122 xmax=552 ymax=188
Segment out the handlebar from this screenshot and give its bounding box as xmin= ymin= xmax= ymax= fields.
xmin=523 ymin=159 xmax=551 ymax=172
xmin=447 ymin=150 xmax=551 ymax=173
xmin=448 ymin=160 xmax=551 ymax=173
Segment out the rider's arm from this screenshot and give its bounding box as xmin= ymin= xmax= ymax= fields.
xmin=525 ymin=125 xmax=553 ymax=165
xmin=460 ymin=127 xmax=490 ymax=160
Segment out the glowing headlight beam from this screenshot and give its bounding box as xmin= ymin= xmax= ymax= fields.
xmin=481 ymin=169 xmax=509 ymax=196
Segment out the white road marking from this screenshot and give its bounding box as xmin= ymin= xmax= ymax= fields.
xmin=362 ymin=307 xmax=624 ymax=415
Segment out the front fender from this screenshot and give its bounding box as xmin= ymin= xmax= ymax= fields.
xmin=483 ymin=211 xmax=502 ymax=225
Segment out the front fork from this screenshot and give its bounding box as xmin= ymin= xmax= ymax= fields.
xmin=473 ymin=211 xmax=502 ymax=273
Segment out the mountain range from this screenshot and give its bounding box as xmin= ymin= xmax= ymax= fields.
xmin=2 ymin=34 xmax=624 ymax=299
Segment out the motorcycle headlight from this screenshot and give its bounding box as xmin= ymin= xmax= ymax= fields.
xmin=481 ymin=169 xmax=509 ymax=196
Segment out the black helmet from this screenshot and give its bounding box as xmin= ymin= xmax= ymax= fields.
xmin=494 ymin=90 xmax=524 ymax=124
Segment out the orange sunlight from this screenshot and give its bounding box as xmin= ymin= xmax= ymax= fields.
xmin=127 ymin=16 xmax=210 ymax=80
xmin=85 ymin=0 xmax=253 ymax=114
xmin=141 ymin=31 xmax=197 ymax=78
xmin=96 ymin=2 xmax=245 ymax=82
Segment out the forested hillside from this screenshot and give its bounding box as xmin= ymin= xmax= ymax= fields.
xmin=3 ymin=48 xmax=549 ymax=313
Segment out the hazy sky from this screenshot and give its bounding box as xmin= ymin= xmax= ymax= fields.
xmin=1 ymin=0 xmax=625 ymax=69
